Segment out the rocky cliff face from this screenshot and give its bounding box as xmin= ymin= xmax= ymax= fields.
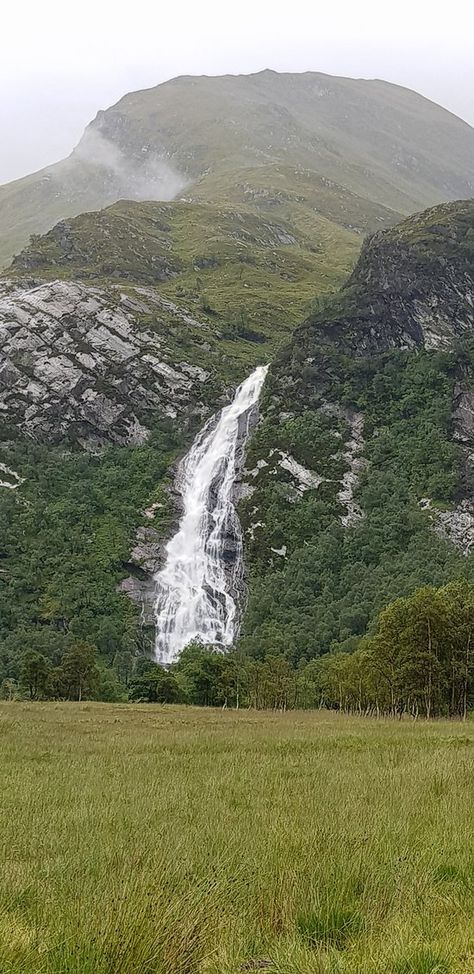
xmin=243 ymin=200 xmax=474 ymax=515
xmin=0 ymin=277 xmax=231 ymax=448
xmin=304 ymin=200 xmax=474 ymax=357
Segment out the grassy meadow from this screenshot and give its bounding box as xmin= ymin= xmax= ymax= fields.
xmin=0 ymin=704 xmax=473 ymax=974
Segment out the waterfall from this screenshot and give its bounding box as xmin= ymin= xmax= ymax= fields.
xmin=153 ymin=365 xmax=268 ymax=665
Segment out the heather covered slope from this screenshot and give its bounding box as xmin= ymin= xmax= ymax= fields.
xmin=1 ymin=69 xmax=474 ymax=266
xmin=8 ymin=197 xmax=358 ymax=335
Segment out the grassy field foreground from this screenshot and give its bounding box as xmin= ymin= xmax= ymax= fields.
xmin=0 ymin=705 xmax=473 ymax=974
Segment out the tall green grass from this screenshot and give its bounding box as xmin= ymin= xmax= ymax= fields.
xmin=0 ymin=705 xmax=473 ymax=973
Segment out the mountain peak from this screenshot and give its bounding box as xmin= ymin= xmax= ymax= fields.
xmin=1 ymin=69 xmax=473 ymax=270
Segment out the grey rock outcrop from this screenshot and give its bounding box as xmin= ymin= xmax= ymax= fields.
xmin=420 ymin=498 xmax=474 ymax=556
xmin=0 ymin=278 xmax=215 ymax=447
xmin=337 ymin=411 xmax=366 ymax=527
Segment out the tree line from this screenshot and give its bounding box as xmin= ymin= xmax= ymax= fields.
xmin=2 ymin=581 xmax=473 ymax=719
xmin=318 ymin=580 xmax=474 ymax=719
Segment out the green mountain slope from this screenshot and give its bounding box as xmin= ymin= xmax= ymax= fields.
xmin=237 ymin=199 xmax=474 ymax=659
xmin=1 ymin=69 xmax=474 ymax=267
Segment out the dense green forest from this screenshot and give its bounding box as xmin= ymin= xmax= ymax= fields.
xmin=0 ymin=419 xmax=183 ymax=697
xmin=240 ymin=341 xmax=474 ymax=657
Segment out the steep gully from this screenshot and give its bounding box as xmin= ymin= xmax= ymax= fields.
xmin=154 ymin=366 xmax=268 ymax=664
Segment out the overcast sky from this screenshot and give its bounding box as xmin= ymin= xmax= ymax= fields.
xmin=1 ymin=0 xmax=473 ymax=185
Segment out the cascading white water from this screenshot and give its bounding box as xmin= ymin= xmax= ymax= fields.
xmin=154 ymin=365 xmax=268 ymax=665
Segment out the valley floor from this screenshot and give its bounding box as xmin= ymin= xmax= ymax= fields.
xmin=0 ymin=704 xmax=473 ymax=973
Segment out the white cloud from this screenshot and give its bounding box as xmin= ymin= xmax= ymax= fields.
xmin=73 ymin=129 xmax=188 ymax=201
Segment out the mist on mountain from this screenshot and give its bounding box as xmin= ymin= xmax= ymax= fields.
xmin=72 ymin=127 xmax=188 ymax=202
